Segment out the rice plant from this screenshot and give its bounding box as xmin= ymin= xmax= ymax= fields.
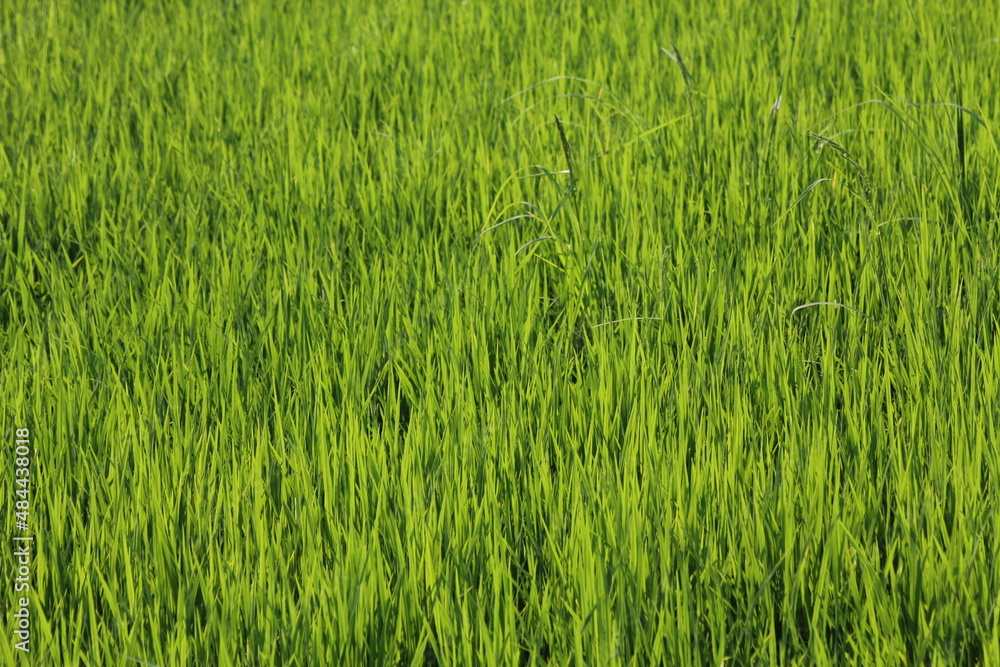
xmin=1 ymin=0 xmax=998 ymax=664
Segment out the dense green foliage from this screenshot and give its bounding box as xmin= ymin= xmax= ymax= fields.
xmin=2 ymin=0 xmax=999 ymax=664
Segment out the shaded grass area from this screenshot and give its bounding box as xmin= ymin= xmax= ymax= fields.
xmin=2 ymin=0 xmax=999 ymax=664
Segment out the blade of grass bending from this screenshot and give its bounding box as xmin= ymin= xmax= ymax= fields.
xmin=873 ymin=84 xmax=972 ymax=207
xmin=552 ymin=94 xmax=647 ymax=130
xmin=474 ymin=214 xmax=536 ymax=243
xmin=501 ymin=75 xmax=648 ymax=129
xmin=592 ymin=317 xmax=663 ymax=329
xmin=519 ymin=168 xmax=569 ymax=179
xmin=478 ymin=166 xmax=551 ymax=234
xmin=881 ymin=92 xmax=987 ymax=129
xmin=515 ymin=236 xmax=554 ymax=255
xmin=520 ymin=163 xmax=569 ymax=191
xmin=584 ymin=114 xmax=690 ymax=165
xmin=791 ymin=301 xmax=871 ymax=320
xmin=125 ymin=658 xmax=163 ymax=667
xmin=547 ymin=187 xmax=576 ymax=221
xmin=876 ymin=217 xmax=930 ymax=229
xmin=807 ymin=99 xmax=909 ymax=132
xmin=773 ymin=178 xmax=844 ymax=226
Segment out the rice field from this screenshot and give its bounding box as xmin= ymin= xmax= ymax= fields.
xmin=2 ymin=0 xmax=999 ymax=664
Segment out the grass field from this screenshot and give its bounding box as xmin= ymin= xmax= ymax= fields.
xmin=2 ymin=0 xmax=1000 ymax=664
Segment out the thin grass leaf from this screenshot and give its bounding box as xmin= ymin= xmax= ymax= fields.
xmin=515 ymin=236 xmax=555 ymax=255
xmin=474 ymin=214 xmax=536 ymax=243
xmin=501 ymin=75 xmax=648 ymax=128
xmin=883 ymin=92 xmax=987 ymax=129
xmin=591 ymin=316 xmax=663 ymax=329
xmin=774 ymin=178 xmax=847 ymax=225
xmin=791 ymin=301 xmax=871 ymax=320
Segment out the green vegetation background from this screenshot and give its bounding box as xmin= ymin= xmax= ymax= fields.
xmin=2 ymin=0 xmax=999 ymax=664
